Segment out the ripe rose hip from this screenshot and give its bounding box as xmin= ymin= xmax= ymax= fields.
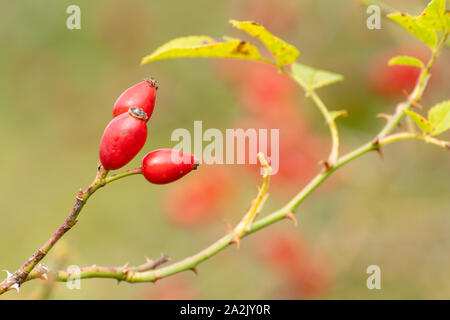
xmin=142 ymin=149 xmax=198 ymax=184
xmin=99 ymin=108 xmax=148 ymax=170
xmin=113 ymin=78 xmax=158 ymax=120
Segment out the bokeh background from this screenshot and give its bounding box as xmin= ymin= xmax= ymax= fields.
xmin=1 ymin=0 xmax=449 ymax=299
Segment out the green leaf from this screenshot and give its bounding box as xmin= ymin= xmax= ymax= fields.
xmin=428 ymin=100 xmax=450 ymax=136
xmin=388 ymin=56 xmax=424 ymax=68
xmin=417 ymin=0 xmax=448 ymax=33
xmin=141 ymin=36 xmax=262 ymax=65
xmin=229 ymin=20 xmax=299 ymax=66
xmin=403 ymin=110 xmax=431 ymax=133
xmin=290 ymin=63 xmax=344 ymax=91
xmin=388 ymin=12 xmax=438 ymax=49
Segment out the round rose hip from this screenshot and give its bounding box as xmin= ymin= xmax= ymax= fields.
xmin=113 ymin=78 xmax=158 ymax=120
xmin=99 ymin=108 xmax=148 ymax=170
xmin=142 ymin=149 xmax=198 ymax=184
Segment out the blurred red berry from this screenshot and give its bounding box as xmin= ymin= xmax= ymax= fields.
xmin=142 ymin=149 xmax=198 ymax=185
xmin=214 ymin=55 xmax=331 ymax=191
xmin=99 ymin=108 xmax=148 ymax=170
xmin=366 ymin=47 xmax=434 ymax=98
xmin=113 ymin=78 xmax=158 ymax=120
xmin=231 ymin=117 xmax=325 ymax=190
xmin=215 ymin=61 xmax=298 ymax=121
xmin=238 ymin=64 xmax=296 ymax=111
xmin=260 ymin=230 xmax=332 ymax=298
xmin=163 ymin=167 xmax=231 ymax=227
xmin=237 ymin=0 xmax=301 ymax=34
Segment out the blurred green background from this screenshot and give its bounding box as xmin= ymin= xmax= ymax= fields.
xmin=0 ymin=0 xmax=449 ymax=299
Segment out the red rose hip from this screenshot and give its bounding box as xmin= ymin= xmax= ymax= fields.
xmin=100 ymin=108 xmax=148 ymax=170
xmin=113 ymin=78 xmax=158 ymax=120
xmin=142 ymin=149 xmax=198 ymax=184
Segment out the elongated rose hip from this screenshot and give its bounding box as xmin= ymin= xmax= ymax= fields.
xmin=100 ymin=108 xmax=148 ymax=170
xmin=113 ymin=78 xmax=158 ymax=120
xmin=142 ymin=149 xmax=198 ymax=184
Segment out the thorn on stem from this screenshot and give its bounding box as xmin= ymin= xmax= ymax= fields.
xmin=230 ymin=235 xmax=241 ymax=248
xmin=190 ymin=268 xmax=198 ymax=276
xmin=376 ymin=113 xmax=392 ymax=122
xmin=375 ymin=148 xmax=383 ymax=159
xmin=318 ymin=160 xmax=332 ymax=171
xmin=2 ymin=270 xmax=13 ymax=279
xmin=10 ymin=283 xmax=20 ymax=293
xmin=410 ymin=101 xmax=423 ymax=109
xmin=284 ymin=212 xmax=298 ymax=226
xmin=121 ymin=263 xmax=130 ymax=275
xmin=76 ymin=189 xmax=84 ymax=201
xmin=372 ymin=138 xmax=383 ymax=160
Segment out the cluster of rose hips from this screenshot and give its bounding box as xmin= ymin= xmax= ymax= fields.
xmin=99 ymin=79 xmax=198 ymax=184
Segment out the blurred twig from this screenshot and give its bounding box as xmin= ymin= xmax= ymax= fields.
xmin=25 ymin=254 xmax=170 ymax=284
xmin=282 ymin=71 xmax=341 ymax=168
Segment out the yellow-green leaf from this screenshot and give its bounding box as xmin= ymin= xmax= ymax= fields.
xmin=403 ymin=110 xmax=431 ymax=133
xmin=446 ymin=10 xmax=450 ymax=29
xmin=428 ymin=100 xmax=450 ymax=136
xmin=417 ymin=0 xmax=447 ymax=33
xmin=291 ymin=63 xmax=343 ymax=90
xmin=388 ymin=12 xmax=438 ymax=49
xmin=388 ymin=56 xmax=424 ymax=68
xmin=229 ymin=20 xmax=299 ymax=66
xmin=141 ymin=36 xmax=262 ymax=65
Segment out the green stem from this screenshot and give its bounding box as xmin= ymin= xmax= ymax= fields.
xmin=283 ymin=68 xmax=341 ymax=166
xmin=104 ymin=167 xmax=142 ymax=184
xmin=309 ymin=89 xmax=340 ymax=165
xmin=380 ymin=132 xmax=450 ymax=149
